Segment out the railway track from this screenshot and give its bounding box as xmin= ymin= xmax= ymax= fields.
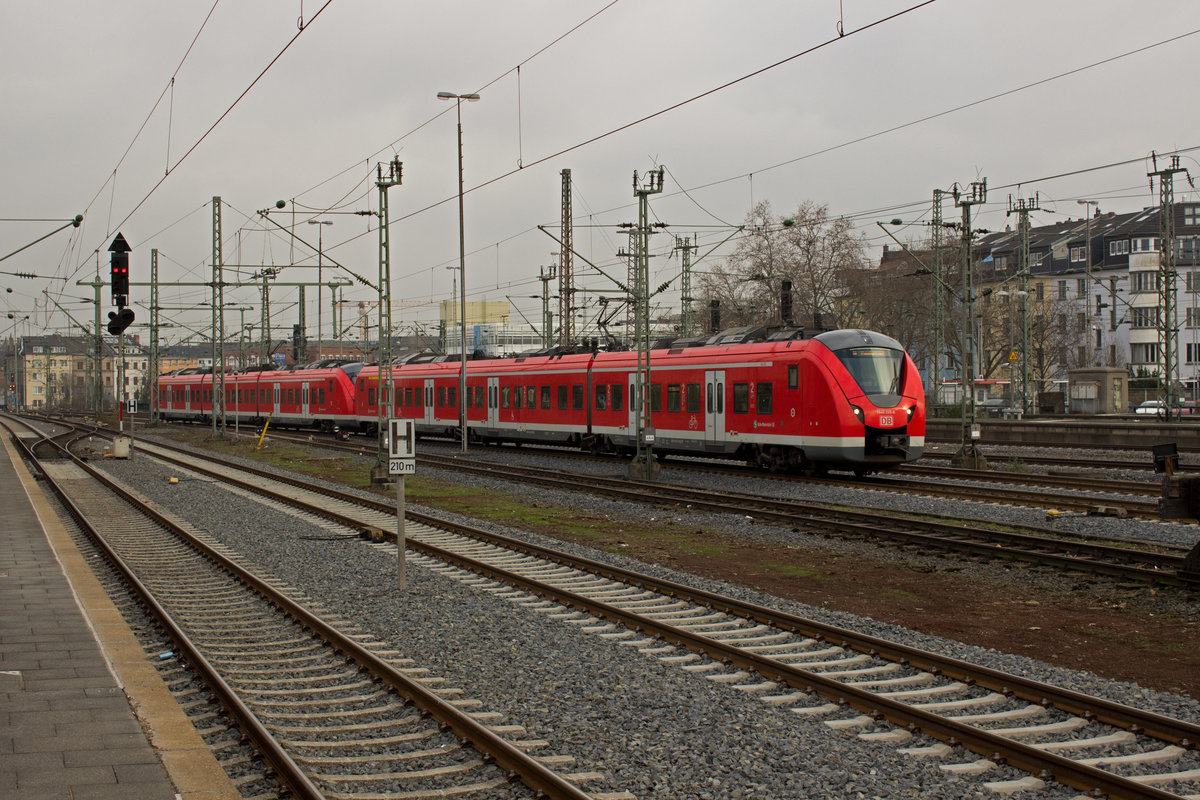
xmin=239 ymin=425 xmax=1166 ymax=519
xmin=4 ymin=416 xmax=615 ymax=800
xmin=52 ymin=424 xmax=1200 ymax=799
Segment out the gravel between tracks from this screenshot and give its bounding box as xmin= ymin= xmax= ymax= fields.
xmin=97 ymin=432 xmax=1198 ymax=800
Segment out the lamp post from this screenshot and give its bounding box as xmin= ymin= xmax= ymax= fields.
xmin=1077 ymin=200 xmax=1098 ymax=365
xmin=438 ymin=90 xmax=480 ymax=454
xmin=307 ymin=220 xmax=333 ymax=362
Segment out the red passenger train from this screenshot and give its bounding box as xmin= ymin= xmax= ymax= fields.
xmin=157 ymin=328 xmax=925 ymax=473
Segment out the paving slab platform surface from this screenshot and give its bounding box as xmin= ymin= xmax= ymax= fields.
xmin=0 ymin=426 xmax=239 ymax=800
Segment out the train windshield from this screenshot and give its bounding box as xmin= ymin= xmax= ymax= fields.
xmin=833 ymin=346 xmax=904 ymax=406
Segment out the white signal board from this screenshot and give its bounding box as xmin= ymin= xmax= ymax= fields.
xmin=388 ymin=418 xmax=415 ymax=475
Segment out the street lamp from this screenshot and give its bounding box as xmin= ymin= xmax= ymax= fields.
xmin=437 ymin=90 xmax=480 ymax=454
xmin=307 ymin=219 xmax=333 ymax=362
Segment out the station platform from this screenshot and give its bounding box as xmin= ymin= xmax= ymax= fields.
xmin=0 ymin=432 xmax=239 ymax=800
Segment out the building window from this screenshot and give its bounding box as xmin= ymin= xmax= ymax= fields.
xmin=1132 ymin=342 xmax=1159 ymax=364
xmin=1057 ymin=280 xmax=1067 ymax=300
xmin=1189 ymin=342 xmax=1200 ymax=364
xmin=1185 ymin=204 xmax=1200 ymax=227
xmin=1131 ymin=271 xmax=1160 ymax=293
xmin=1035 ymin=282 xmax=1044 ymax=301
xmin=1076 ymin=278 xmax=1086 ymax=296
xmin=1070 ymin=246 xmax=1086 ymax=263
xmin=1131 ymin=237 xmax=1160 ymax=253
xmin=1180 ymin=236 xmax=1199 ymax=261
xmin=1188 ymin=307 xmax=1200 ymax=329
xmin=1131 ymin=307 xmax=1158 ymax=328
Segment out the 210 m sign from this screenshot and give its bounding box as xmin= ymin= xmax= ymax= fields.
xmin=389 ymin=458 xmax=415 ymax=475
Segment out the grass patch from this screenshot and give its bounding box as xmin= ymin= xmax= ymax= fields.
xmin=882 ymin=587 xmax=924 ymax=602
xmin=758 ymin=561 xmax=820 ymax=579
xmin=1072 ymin=625 xmax=1190 ymax=654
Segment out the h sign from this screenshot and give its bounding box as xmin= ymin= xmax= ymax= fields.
xmin=388 ymin=418 xmax=415 ymax=459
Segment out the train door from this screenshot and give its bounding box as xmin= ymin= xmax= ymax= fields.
xmin=273 ymin=382 xmax=280 ymax=417
xmin=301 ymin=381 xmax=310 ymax=418
xmin=423 ymin=378 xmax=435 ymax=424
xmin=627 ymin=373 xmax=641 ymax=435
xmin=487 ymin=377 xmax=499 ymax=429
xmin=705 ymin=369 xmax=726 ymax=444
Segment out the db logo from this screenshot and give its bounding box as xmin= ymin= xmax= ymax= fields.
xmin=879 ymin=415 xmax=894 ymax=426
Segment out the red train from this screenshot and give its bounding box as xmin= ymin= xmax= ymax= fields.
xmin=157 ymin=328 xmax=925 ymax=473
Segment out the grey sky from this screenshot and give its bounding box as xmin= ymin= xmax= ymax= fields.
xmin=3 ymin=0 xmax=1198 ymax=341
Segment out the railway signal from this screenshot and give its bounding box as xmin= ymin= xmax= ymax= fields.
xmin=109 ymin=232 xmax=131 ymax=307
xmin=107 ymin=307 xmax=135 ymax=335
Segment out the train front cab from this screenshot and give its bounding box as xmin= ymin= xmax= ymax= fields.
xmin=813 ymin=329 xmax=924 ymax=470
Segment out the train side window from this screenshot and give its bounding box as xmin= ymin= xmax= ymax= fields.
xmin=513 ymin=387 xmax=523 ymax=409
xmin=476 ymin=385 xmax=485 ymax=408
xmin=369 ymin=387 xmax=376 ymax=407
xmin=501 ymin=386 xmax=510 ymax=409
xmin=595 ymin=384 xmax=607 ymax=411
xmin=541 ymin=386 xmax=552 ymax=409
xmin=448 ymin=386 xmax=457 ymax=409
xmin=557 ymin=385 xmax=568 ymax=410
xmin=403 ymin=387 xmax=410 ymax=406
xmin=667 ymin=384 xmax=681 ymax=413
xmin=650 ymin=384 xmax=662 ymax=413
xmin=319 ymin=388 xmax=326 ymax=404
xmin=756 ymin=382 xmax=773 ymax=414
xmin=686 ymin=383 xmax=701 ymax=413
xmin=465 ymin=387 xmax=473 ymax=409
xmin=612 ymin=383 xmax=623 ymax=411
xmin=788 ymin=364 xmax=798 ymax=390
xmin=732 ymin=382 xmax=749 ymax=414
xmin=572 ymin=385 xmax=583 ymax=410
xmin=528 ymin=386 xmax=537 ymax=408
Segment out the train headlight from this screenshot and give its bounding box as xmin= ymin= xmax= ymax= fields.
xmin=851 ymin=405 xmax=863 ymax=421
xmin=905 ymin=405 xmax=915 ymax=421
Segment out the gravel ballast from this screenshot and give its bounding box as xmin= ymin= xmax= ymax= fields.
xmin=93 ymin=432 xmax=1198 ymax=799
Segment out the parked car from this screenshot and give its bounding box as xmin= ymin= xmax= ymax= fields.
xmin=1135 ymin=400 xmax=1165 ymax=415
xmin=981 ymin=398 xmax=1008 ymax=417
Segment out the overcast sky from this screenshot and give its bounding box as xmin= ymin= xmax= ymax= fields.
xmin=3 ymin=0 xmax=1199 ymax=344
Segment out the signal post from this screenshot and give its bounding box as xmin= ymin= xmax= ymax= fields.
xmin=108 ymin=233 xmax=136 ymax=455
xmin=388 ymin=418 xmax=415 ymax=591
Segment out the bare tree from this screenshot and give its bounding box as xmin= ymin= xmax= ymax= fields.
xmin=697 ymin=201 xmax=867 ymax=330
